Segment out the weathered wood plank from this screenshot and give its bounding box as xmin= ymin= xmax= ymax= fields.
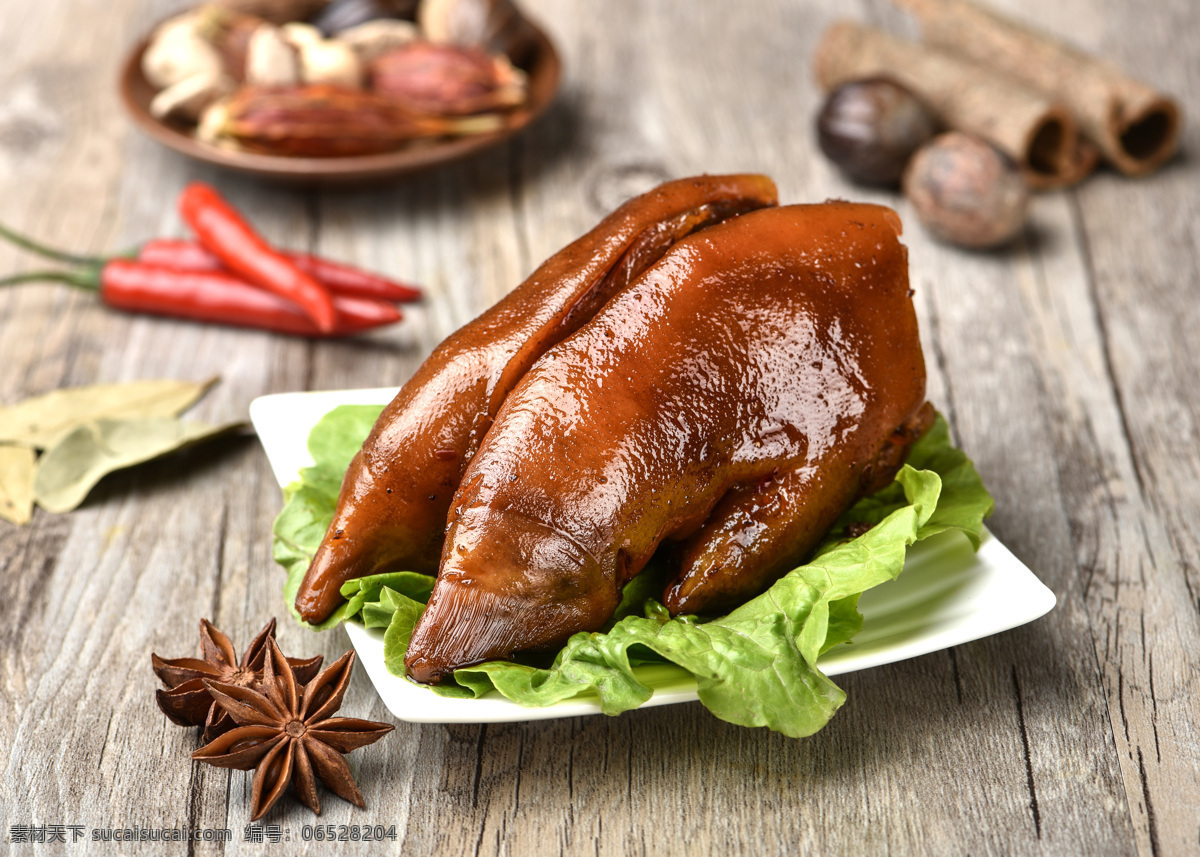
xmin=2 ymin=0 xmax=1198 ymax=854
xmin=985 ymin=1 xmax=1200 ymax=854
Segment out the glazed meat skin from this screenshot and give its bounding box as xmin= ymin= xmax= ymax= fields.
xmin=406 ymin=202 xmax=928 ymax=683
xmin=295 ymin=174 xmax=778 ymax=623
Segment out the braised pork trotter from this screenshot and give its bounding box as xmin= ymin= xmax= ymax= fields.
xmin=405 ymin=201 xmax=930 ymax=683
xmin=295 ymin=174 xmax=778 ymax=623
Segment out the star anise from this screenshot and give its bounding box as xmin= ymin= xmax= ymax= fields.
xmin=192 ymin=637 xmax=394 ymax=821
xmin=152 ymin=618 xmax=323 ymax=743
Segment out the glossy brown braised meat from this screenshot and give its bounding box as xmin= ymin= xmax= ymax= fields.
xmin=664 ymin=399 xmax=936 ymax=616
xmin=294 ymin=174 xmax=778 ymax=623
xmin=405 ymin=202 xmax=929 ymax=684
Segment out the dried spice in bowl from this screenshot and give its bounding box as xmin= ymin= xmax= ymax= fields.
xmin=139 ymin=0 xmax=532 ymax=158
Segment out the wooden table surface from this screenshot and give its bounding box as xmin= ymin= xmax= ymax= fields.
xmin=1 ymin=0 xmax=1198 ymax=854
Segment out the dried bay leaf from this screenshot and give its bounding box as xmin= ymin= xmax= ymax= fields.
xmin=0 ymin=444 xmax=36 ymax=525
xmin=0 ymin=377 xmax=218 ymax=449
xmin=33 ymin=417 xmax=243 ymax=514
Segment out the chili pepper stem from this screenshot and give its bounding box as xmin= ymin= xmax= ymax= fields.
xmin=0 ymin=222 xmax=107 ymax=267
xmin=0 ymin=267 xmax=101 ymax=291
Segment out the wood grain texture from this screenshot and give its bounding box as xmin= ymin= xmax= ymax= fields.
xmin=1 ymin=0 xmax=1198 ymax=854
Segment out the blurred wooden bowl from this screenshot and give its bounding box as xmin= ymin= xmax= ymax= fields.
xmin=118 ymin=15 xmax=562 ymax=185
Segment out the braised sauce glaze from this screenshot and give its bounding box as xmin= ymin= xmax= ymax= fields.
xmin=294 ymin=175 xmax=778 ymax=622
xmin=406 ymin=202 xmax=928 ymax=683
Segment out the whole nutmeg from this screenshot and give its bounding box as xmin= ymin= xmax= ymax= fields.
xmin=817 ymin=78 xmax=937 ymax=186
xmin=903 ymin=132 xmax=1030 ymax=249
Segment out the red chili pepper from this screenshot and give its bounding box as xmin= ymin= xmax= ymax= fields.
xmin=178 ymin=183 xmax=339 ymax=333
xmin=138 ymin=238 xmax=423 ymax=303
xmin=137 ymin=239 xmax=220 ymax=272
xmin=287 ymin=251 xmax=422 ymax=303
xmin=0 ymin=262 xmax=401 ymax=338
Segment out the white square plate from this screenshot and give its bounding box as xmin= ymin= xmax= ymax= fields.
xmin=251 ymin=388 xmax=1056 ymax=724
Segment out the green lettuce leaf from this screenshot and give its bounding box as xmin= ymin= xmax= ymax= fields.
xmin=272 ymin=407 xmax=992 ymax=737
xmin=274 ymin=405 xmax=387 ymax=630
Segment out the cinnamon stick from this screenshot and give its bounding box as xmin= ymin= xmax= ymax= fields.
xmin=814 ymin=21 xmax=1081 ymax=188
xmin=894 ymin=0 xmax=1181 ymax=176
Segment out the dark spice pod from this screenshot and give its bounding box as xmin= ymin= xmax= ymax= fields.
xmin=370 ymin=41 xmax=526 ymax=115
xmin=219 ymin=84 xmax=447 ymax=156
xmin=817 ymin=78 xmax=938 ymax=186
